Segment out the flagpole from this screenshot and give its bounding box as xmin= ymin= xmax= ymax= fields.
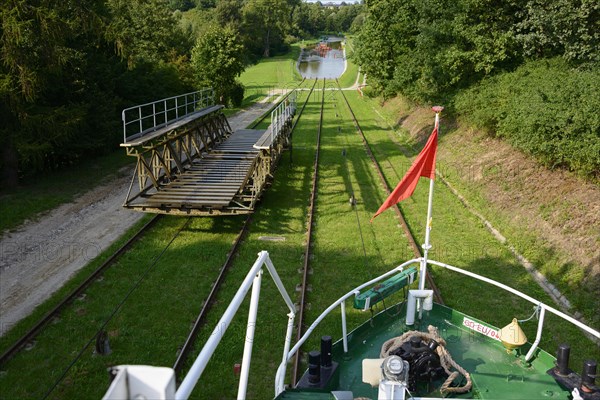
xmin=419 ymin=106 xmax=442 ymax=291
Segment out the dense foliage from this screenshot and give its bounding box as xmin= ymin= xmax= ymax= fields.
xmin=456 ymin=59 xmax=600 ymax=180
xmin=0 ymin=0 xmax=193 ymax=187
xmin=191 ymin=26 xmax=245 ymax=105
xmin=354 ymin=0 xmax=599 ymax=179
xmin=0 ymin=0 xmax=365 ymax=187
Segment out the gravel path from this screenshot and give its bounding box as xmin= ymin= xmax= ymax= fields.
xmin=0 ymin=102 xmax=275 ymax=337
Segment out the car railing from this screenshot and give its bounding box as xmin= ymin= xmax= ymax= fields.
xmin=121 ymin=88 xmax=214 ymax=143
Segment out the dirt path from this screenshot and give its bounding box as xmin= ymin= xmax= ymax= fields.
xmin=0 ymin=103 xmax=275 ymax=337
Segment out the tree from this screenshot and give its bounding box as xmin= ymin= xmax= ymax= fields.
xmin=515 ymin=0 xmax=599 ymax=64
xmin=106 ymin=0 xmax=191 ymax=67
xmin=191 ymin=25 xmax=245 ymax=105
xmin=1 ymin=0 xmax=193 ymax=187
xmin=0 ymin=0 xmax=105 ymax=187
xmin=216 ymin=0 xmax=243 ymax=26
xmin=355 ymin=0 xmax=523 ymax=101
xmin=243 ymin=0 xmax=292 ymax=57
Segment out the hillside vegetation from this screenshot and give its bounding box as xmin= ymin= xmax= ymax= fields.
xmin=354 ymin=0 xmax=599 ymax=180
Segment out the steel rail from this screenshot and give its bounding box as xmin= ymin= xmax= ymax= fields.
xmin=289 ymin=79 xmax=318 ymax=162
xmin=335 ymin=80 xmax=443 ymax=304
xmin=291 ymin=78 xmax=326 ymax=384
xmin=172 ymin=215 xmax=252 ymax=379
xmin=248 ymin=78 xmax=306 ymax=129
xmin=0 ymin=214 xmax=162 ymax=366
xmin=0 ymin=82 xmax=309 ymax=368
xmin=170 ymin=79 xmax=317 ymax=381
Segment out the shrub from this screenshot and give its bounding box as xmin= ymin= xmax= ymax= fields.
xmin=456 ymin=58 xmax=600 ymax=181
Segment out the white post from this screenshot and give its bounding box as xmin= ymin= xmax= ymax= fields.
xmin=341 ymin=301 xmax=348 ymax=353
xmin=237 ymin=270 xmax=263 ymax=400
xmin=419 ymin=110 xmax=440 ymax=291
xmin=274 ymin=312 xmax=295 ymax=395
xmin=176 ymin=251 xmax=269 ymax=400
xmin=525 ymin=306 xmax=546 ymax=362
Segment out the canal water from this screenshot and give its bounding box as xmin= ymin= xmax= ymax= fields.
xmin=297 ymin=37 xmax=346 ymax=79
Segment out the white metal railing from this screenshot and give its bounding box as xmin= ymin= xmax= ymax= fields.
xmin=176 ymin=251 xmax=296 ymax=400
xmin=122 ymin=88 xmax=214 ymax=143
xmin=274 ymin=259 xmax=418 ymax=394
xmin=273 ymin=257 xmax=600 ymax=396
xmin=270 ymin=90 xmax=297 ymax=143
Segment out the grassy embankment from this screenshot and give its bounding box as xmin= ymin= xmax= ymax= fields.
xmin=369 ymin=95 xmax=600 ymax=330
xmin=337 ymin=36 xmax=360 ymax=89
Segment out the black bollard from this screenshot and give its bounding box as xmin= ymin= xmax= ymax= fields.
xmin=555 ymin=343 xmax=570 ymax=376
xmin=308 ymin=350 xmax=321 ymax=384
xmin=321 ymin=336 xmax=332 ymax=368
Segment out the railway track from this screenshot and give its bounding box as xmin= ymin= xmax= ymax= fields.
xmin=0 ymin=83 xmax=316 ymax=386
xmin=3 ymin=78 xmax=441 ymax=396
xmin=335 ymin=80 xmax=443 ymax=304
xmin=172 ymin=81 xmax=318 ymax=379
xmin=291 ymin=79 xmax=325 ymax=384
xmin=289 ymin=80 xmax=444 ymax=384
xmin=0 ymin=214 xmax=162 ymax=366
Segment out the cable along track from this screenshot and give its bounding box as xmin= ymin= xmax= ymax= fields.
xmin=291 ymin=78 xmax=326 ymax=384
xmin=335 ymin=80 xmax=443 ymax=304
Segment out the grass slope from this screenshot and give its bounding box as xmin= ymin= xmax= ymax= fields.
xmin=343 ymin=92 xmax=600 ymax=366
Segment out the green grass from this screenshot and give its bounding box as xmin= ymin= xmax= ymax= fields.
xmin=342 ymin=91 xmax=600 ymax=365
xmin=239 ymin=44 xmax=304 ymax=100
xmin=2 ymin=77 xmax=597 ymax=400
xmin=0 ymin=151 xmax=134 ymax=233
xmin=337 ymin=38 xmax=360 ymax=89
xmin=0 ymin=216 xmax=247 ymax=399
xmin=363 ymin=94 xmax=600 ymax=330
xmin=222 ymin=43 xmax=311 ymax=116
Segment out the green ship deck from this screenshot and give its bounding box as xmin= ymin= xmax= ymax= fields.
xmin=283 ymin=303 xmax=566 ymax=399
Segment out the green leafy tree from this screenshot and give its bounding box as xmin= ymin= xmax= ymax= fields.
xmin=106 ymin=0 xmax=191 ymax=67
xmin=515 ymin=0 xmax=599 ymax=64
xmin=355 ymin=0 xmax=522 ymax=101
xmin=191 ymin=25 xmax=245 ymax=105
xmin=0 ymin=0 xmax=105 ymax=187
xmin=243 ymin=0 xmax=293 ymax=57
xmin=1 ymin=0 xmax=194 ymax=187
xmin=216 ymin=0 xmax=243 ymax=26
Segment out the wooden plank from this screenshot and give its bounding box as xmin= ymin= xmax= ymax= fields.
xmin=144 ymin=200 xmax=231 ymax=207
xmin=159 ymin=184 xmax=240 ymax=191
xmin=150 ymin=193 xmax=234 ymax=200
xmin=163 ymin=181 xmax=241 ymax=187
xmin=254 ymin=128 xmax=274 ymax=149
xmin=170 ymin=180 xmax=243 ymax=186
xmin=156 ymin=192 xmax=237 ymax=198
xmin=143 ymin=199 xmax=231 ymax=206
xmin=191 ymin=160 xmax=253 ymax=165
xmin=152 ymin=192 xmax=235 ymax=199
xmin=179 ymin=172 xmax=248 ymax=178
xmin=200 ymin=154 xmax=256 ymax=160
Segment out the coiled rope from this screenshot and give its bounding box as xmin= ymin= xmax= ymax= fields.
xmin=380 ymin=325 xmax=472 ymax=396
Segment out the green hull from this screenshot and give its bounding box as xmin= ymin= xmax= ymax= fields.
xmin=280 ymin=303 xmax=568 ymax=399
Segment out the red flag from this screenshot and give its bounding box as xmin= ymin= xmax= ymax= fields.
xmin=371 ymin=126 xmax=438 ymax=221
